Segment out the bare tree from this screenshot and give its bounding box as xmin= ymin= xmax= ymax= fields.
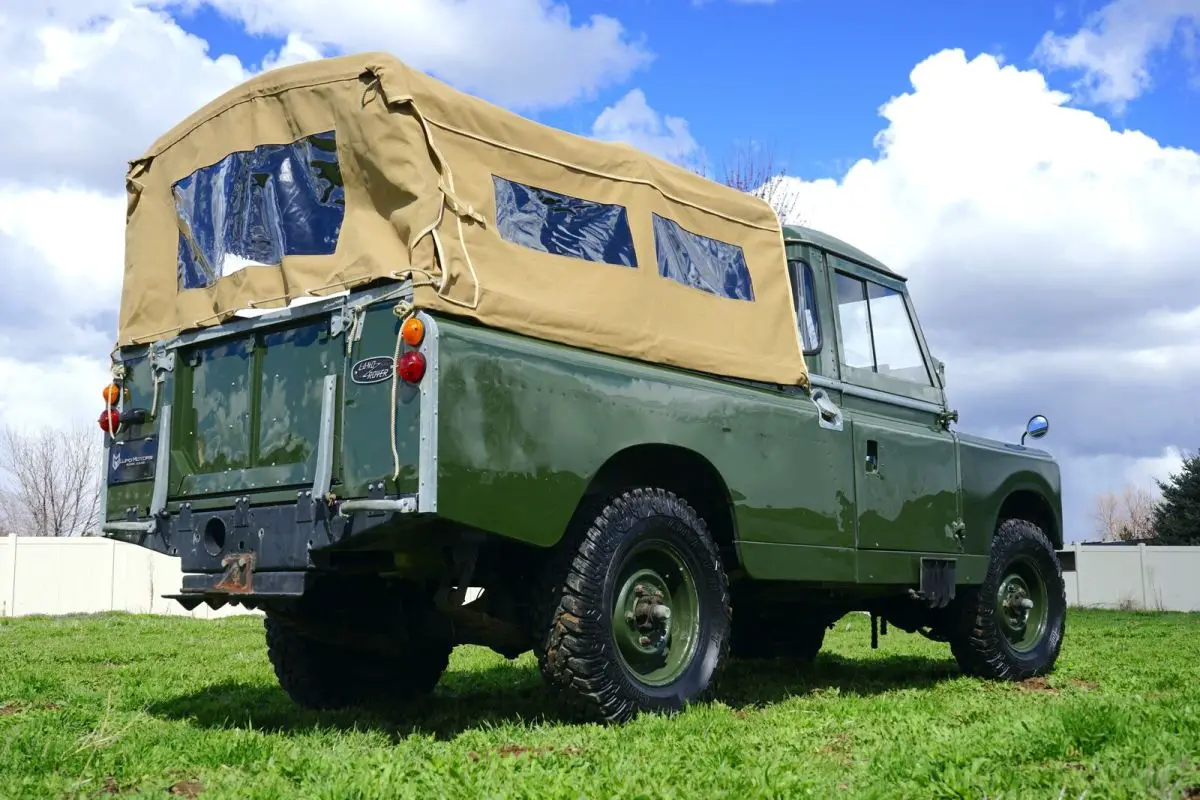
xmin=1091 ymin=483 xmax=1157 ymax=542
xmin=0 ymin=424 xmax=102 ymax=537
xmin=694 ymin=140 xmax=803 ymax=224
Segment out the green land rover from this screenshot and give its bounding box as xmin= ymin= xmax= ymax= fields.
xmin=99 ymin=52 xmax=1070 ymax=723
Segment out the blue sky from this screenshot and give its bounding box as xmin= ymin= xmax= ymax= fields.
xmin=173 ymin=0 xmax=1200 ymax=181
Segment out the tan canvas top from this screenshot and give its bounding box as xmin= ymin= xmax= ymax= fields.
xmin=120 ymin=52 xmax=809 ymax=387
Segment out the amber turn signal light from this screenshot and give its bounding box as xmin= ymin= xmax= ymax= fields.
xmin=102 ymin=383 xmax=122 ymax=405
xmin=401 ymin=316 xmax=425 ymax=346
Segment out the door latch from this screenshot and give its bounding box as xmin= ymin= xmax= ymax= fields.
xmin=810 ymin=389 xmax=843 ymax=431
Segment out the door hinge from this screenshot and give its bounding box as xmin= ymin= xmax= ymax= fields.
xmin=938 ymin=409 xmax=959 ymax=430
xmin=945 ymin=518 xmax=966 ymax=543
xmin=150 ymin=345 xmax=176 ymax=374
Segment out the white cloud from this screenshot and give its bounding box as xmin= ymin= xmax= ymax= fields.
xmin=166 ymin=0 xmax=652 ymax=111
xmin=0 ymin=355 xmax=113 ymax=433
xmin=0 ymin=3 xmax=254 ymax=192
xmin=1036 ymin=0 xmax=1200 ymax=111
xmin=259 ymin=32 xmax=324 ymax=71
xmin=0 ymin=2 xmax=266 ymax=447
xmin=0 ymin=187 xmax=126 ymax=323
xmin=591 ymin=89 xmax=699 ymax=164
xmin=773 ymin=48 xmax=1200 ymax=541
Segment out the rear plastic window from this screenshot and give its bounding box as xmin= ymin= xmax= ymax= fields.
xmin=492 ymin=176 xmax=637 ymax=267
xmin=652 ymin=214 xmax=754 ymax=301
xmin=174 ymin=130 xmax=345 ymax=291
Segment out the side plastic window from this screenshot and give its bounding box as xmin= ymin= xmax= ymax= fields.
xmin=652 ymin=214 xmax=754 ymax=301
xmin=834 ymin=271 xmax=931 ymax=385
xmin=492 ymin=176 xmax=637 ymax=267
xmin=787 ymin=259 xmax=821 ymax=353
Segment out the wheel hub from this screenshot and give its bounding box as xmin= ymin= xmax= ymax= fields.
xmin=994 ymin=561 xmax=1049 ymax=653
xmin=619 ymin=572 xmax=674 ymax=656
xmin=1000 ymin=576 xmax=1034 ymax=630
xmin=611 ymin=545 xmax=700 ymax=687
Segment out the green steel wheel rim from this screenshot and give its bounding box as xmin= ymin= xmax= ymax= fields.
xmin=994 ymin=555 xmax=1049 ymax=653
xmin=611 ymin=538 xmax=701 ymax=687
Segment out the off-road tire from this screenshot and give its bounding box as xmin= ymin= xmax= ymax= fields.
xmin=537 ymin=488 xmax=732 ymax=724
xmin=948 ymin=518 xmax=1066 ymax=680
xmin=264 ymin=615 xmax=452 ymax=710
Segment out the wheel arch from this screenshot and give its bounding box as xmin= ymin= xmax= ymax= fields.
xmin=996 ymin=488 xmax=1062 ymax=550
xmin=575 ymin=443 xmax=741 ymax=572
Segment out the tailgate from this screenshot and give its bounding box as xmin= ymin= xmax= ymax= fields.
xmin=171 ymin=312 xmax=343 ymax=500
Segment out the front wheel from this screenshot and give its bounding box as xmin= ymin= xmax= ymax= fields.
xmin=537 ymin=488 xmax=732 ymax=724
xmin=948 ymin=518 xmax=1066 ymax=680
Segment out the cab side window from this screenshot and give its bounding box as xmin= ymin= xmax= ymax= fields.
xmin=834 ymin=271 xmax=931 ymax=386
xmin=787 ymin=259 xmax=821 ymax=354
xmin=834 ymin=273 xmax=874 ymax=369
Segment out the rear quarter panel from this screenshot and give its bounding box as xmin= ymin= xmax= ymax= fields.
xmin=957 ymin=432 xmax=1063 ymax=552
xmin=432 ymin=317 xmax=856 ymax=555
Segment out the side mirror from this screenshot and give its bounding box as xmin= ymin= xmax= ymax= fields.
xmin=1021 ymin=414 xmax=1049 ymax=445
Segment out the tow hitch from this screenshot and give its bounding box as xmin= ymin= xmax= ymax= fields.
xmin=213 ymin=551 xmax=256 ymax=594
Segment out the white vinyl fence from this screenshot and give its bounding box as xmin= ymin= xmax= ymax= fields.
xmin=1 ymin=535 xmax=1197 ymax=618
xmin=1063 ymin=542 xmax=1200 ymax=612
xmin=0 ymin=534 xmax=258 ymax=619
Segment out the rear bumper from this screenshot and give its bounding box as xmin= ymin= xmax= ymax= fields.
xmin=162 ymin=568 xmax=310 ymax=610
xmin=101 ymin=492 xmax=421 ymax=579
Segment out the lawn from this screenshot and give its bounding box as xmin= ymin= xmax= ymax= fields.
xmin=0 ymin=609 xmax=1197 ymax=799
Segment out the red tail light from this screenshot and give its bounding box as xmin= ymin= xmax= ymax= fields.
xmin=397 ymin=351 xmax=426 ymax=383
xmin=98 ymin=407 xmax=121 ymax=433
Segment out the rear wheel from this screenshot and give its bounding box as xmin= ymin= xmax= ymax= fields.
xmin=948 ymin=518 xmax=1066 ymax=680
xmin=264 ymin=614 xmax=451 ymax=710
xmin=538 ymin=488 xmax=731 ymax=723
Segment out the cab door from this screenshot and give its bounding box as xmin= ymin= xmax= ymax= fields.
xmin=783 ymin=250 xmax=857 ymax=554
xmin=828 ymin=257 xmax=963 ymax=554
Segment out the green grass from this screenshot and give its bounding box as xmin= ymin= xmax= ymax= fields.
xmin=1 ymin=609 xmax=1197 ymax=799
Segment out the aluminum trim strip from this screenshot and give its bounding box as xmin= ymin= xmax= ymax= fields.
xmin=417 ymin=311 xmax=440 ymax=514
xmin=808 ymin=374 xmax=943 ymax=415
xmin=149 ymin=404 xmax=172 ymax=516
xmin=311 ymin=373 xmax=337 ymax=499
